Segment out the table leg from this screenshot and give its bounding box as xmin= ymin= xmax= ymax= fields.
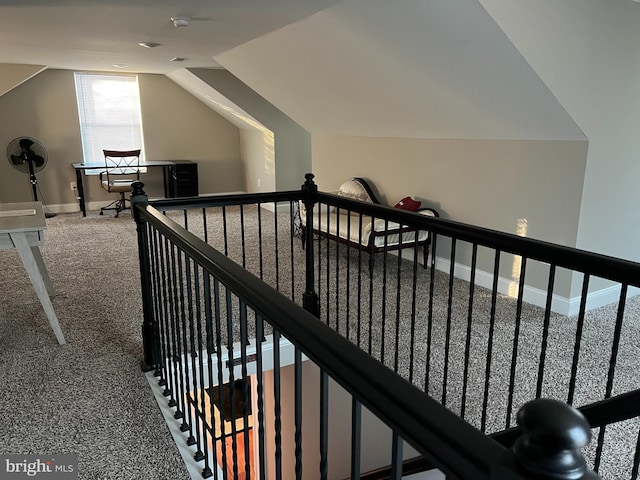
xmin=75 ymin=168 xmax=86 ymax=217
xmin=31 ymin=245 xmax=55 ymax=295
xmin=11 ymin=232 xmax=65 ymax=345
xmin=163 ymin=165 xmax=172 ymax=198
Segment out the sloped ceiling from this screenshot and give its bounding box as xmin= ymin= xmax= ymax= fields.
xmin=0 ymin=63 xmax=46 ymax=97
xmin=0 ymin=0 xmax=345 ymax=74
xmin=215 ymin=0 xmax=586 ymax=141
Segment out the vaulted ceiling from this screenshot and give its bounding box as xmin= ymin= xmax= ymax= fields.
xmin=0 ymin=0 xmax=585 ymax=140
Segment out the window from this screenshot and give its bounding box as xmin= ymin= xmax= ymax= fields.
xmin=74 ymin=73 xmax=145 ymax=168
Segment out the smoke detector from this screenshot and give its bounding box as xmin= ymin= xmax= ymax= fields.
xmin=171 ymin=16 xmax=190 ymax=27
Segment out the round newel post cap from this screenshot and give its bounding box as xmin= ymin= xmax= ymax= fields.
xmin=513 ymin=398 xmax=598 ymax=480
xmin=131 ymin=181 xmax=146 ymax=197
xmin=303 ymin=173 xmax=315 ymax=185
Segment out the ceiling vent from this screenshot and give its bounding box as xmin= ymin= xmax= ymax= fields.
xmin=171 ymin=16 xmax=190 ymax=27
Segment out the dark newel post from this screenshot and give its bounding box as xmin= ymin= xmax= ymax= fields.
xmin=131 ymin=182 xmax=160 ymax=373
xmin=301 ymin=173 xmax=320 ymax=317
xmin=512 ymin=398 xmax=600 ymax=480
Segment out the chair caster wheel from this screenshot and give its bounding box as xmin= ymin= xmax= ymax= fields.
xmin=99 ymin=211 xmax=104 ymax=215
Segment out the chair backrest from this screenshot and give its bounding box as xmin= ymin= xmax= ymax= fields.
xmin=103 ymin=149 xmax=141 ymax=176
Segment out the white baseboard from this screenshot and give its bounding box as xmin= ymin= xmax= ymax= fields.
xmin=260 ymin=201 xmax=298 ymax=213
xmin=45 ymin=200 xmax=632 ymax=316
xmin=433 ymin=256 xmax=638 ymax=316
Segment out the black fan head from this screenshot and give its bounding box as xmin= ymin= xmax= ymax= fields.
xmin=7 ymin=136 xmax=48 ymax=173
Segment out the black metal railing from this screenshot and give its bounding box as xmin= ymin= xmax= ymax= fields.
xmin=132 ymin=183 xmax=599 ymax=480
xmin=131 ymin=174 xmax=640 ymax=479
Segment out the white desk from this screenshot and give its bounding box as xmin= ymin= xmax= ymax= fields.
xmin=0 ymin=202 xmax=65 ymax=345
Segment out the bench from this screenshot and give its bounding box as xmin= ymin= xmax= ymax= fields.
xmin=300 ymin=177 xmax=439 ymax=273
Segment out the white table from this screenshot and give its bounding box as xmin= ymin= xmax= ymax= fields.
xmin=0 ymin=202 xmax=65 ymax=344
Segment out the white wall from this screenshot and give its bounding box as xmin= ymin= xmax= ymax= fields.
xmin=261 ymin=360 xmax=423 ymax=479
xmin=479 ymin=0 xmax=640 ymax=273
xmin=216 ymin=0 xmax=584 ymax=141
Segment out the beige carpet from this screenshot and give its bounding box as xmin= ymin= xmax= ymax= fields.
xmin=1 ymin=206 xmax=638 ymax=479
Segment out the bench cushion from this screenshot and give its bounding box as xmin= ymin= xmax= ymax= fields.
xmin=307 ymin=211 xmax=431 ymax=247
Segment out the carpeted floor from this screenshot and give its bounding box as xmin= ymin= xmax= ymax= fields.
xmin=0 ymin=207 xmax=638 ymax=479
xmin=0 ymin=210 xmax=189 ymax=479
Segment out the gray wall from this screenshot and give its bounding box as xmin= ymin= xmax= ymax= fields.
xmin=0 ymin=69 xmax=243 ymax=209
xmin=187 ymin=68 xmax=311 ymax=192
xmin=479 ymin=0 xmax=640 ymax=301
xmin=262 ymin=360 xmax=421 ymax=479
xmin=312 ymin=135 xmax=588 ymax=297
xmin=312 ymin=136 xmax=587 ymax=246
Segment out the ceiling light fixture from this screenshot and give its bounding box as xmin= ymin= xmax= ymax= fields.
xmin=171 ymin=16 xmax=190 ymax=27
xmin=113 ymin=64 xmax=128 ymax=69
xmin=139 ymin=42 xmax=161 ymax=48
xmin=169 ymin=57 xmax=189 ymax=62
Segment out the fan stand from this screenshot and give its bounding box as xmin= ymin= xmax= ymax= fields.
xmin=25 ymin=155 xmax=56 ymax=218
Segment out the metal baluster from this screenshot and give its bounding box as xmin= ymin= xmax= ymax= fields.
xmin=160 ymin=236 xmax=177 ymax=405
xmin=356 ymin=213 xmax=364 ymax=349
xmin=222 ymin=206 xmax=229 ymax=256
xmin=239 ymin=301 xmax=251 ymax=480
xmin=443 ymin=238 xmax=456 ymax=406
xmin=224 ymin=290 xmax=239 ymax=480
xmin=368 ymin=215 xmax=375 ymax=356
xmin=151 ymin=228 xmax=170 ymax=392
xmin=506 ymin=256 xmax=527 ymax=428
xmin=408 ymin=236 xmax=419 ymax=384
xmin=176 ymin=250 xmax=193 ymax=438
xmin=394 ymin=226 xmax=403 ymax=373
xmin=257 ymin=203 xmax=264 ymax=281
xmin=289 ymin=201 xmax=296 ymax=301
xmin=350 ymin=398 xmax=362 ymax=480
xmin=148 ymin=227 xmax=167 ymax=385
xmin=390 ymin=431 xmax=403 ymax=480
xmin=325 ymin=205 xmax=331 ymax=325
xmin=240 ymin=204 xmax=246 ymax=269
xmin=169 ymin=243 xmax=186 ymax=425
xmin=203 ymin=273 xmax=220 ymax=480
xmin=595 ymin=284 xmax=628 ymax=472
xmin=536 ymin=265 xmax=557 ymax=399
xmin=335 ymin=208 xmax=341 ymax=334
xmin=192 ymin=264 xmax=212 ymax=476
xmin=178 ymin=252 xmax=198 ymax=445
xmin=568 ymin=274 xmax=590 ymax=406
xmin=255 ymin=313 xmax=267 ymax=480
xmin=345 ymin=207 xmax=352 ymax=341
xmin=319 ymin=370 xmax=329 ymax=480
xmin=424 ymin=233 xmax=438 ymax=393
xmin=202 ymin=207 xmax=208 ymax=243
xmin=481 ymin=249 xmax=501 ymax=433
xmin=274 ymin=201 xmax=280 ymax=292
xmin=273 ymin=329 xmax=283 ymax=480
xmin=460 ymin=243 xmax=478 ymax=420
xmin=380 ymin=219 xmax=389 ymax=365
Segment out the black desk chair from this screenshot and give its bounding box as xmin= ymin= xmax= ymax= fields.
xmin=99 ymin=149 xmax=141 ymax=217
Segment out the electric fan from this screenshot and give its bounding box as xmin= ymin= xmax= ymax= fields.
xmin=6 ymin=136 xmax=56 ymax=217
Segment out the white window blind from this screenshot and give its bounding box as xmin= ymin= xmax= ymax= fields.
xmin=74 ymin=73 xmax=145 ymax=167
